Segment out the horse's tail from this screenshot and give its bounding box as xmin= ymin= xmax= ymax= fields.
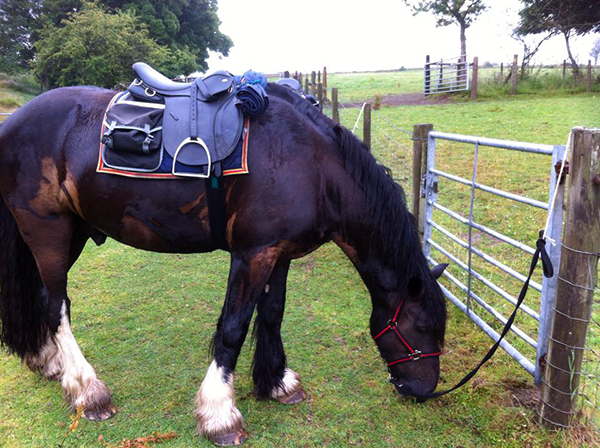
xmin=0 ymin=195 xmax=48 ymax=358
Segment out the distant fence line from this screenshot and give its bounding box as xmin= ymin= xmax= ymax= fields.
xmin=426 ymin=55 xmax=598 ymax=99
xmin=282 ymin=67 xmax=328 ymax=104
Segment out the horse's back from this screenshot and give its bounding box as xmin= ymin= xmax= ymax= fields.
xmin=0 ymin=86 xmax=113 ymax=169
xmin=0 ymin=87 xmax=114 ymax=215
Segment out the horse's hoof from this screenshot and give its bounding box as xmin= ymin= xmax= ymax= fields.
xmin=208 ymin=428 xmax=249 ymax=446
xmin=276 ymin=387 xmax=307 ymax=405
xmin=82 ymin=406 xmax=117 ymax=422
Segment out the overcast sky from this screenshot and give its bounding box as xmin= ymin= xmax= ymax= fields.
xmin=206 ymin=0 xmax=599 ymax=74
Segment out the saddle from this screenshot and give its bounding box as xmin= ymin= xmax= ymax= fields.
xmin=127 ymin=62 xmax=244 ymax=177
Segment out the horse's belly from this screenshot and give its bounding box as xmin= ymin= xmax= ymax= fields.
xmin=77 ymin=187 xmax=215 ymax=254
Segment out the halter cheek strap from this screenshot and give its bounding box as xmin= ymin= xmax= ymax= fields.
xmin=372 ymin=300 xmax=441 ymax=366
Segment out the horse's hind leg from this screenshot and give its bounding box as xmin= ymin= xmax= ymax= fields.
xmin=253 ymin=260 xmax=306 ymax=404
xmin=14 ymin=212 xmax=115 ymax=421
xmin=24 ymin=223 xmax=91 ymax=381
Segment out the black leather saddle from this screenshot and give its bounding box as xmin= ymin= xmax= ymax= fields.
xmin=128 ymin=63 xmax=243 ymax=177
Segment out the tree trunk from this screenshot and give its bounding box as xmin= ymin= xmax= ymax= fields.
xmin=459 ymin=23 xmax=467 ymax=83
xmin=564 ymin=30 xmax=580 ymax=77
xmin=460 ymin=24 xmax=466 ymax=58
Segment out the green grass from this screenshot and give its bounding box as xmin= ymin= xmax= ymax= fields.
xmin=1 ymin=76 xmax=600 ymax=447
xmin=328 ymin=70 xmax=424 ymax=101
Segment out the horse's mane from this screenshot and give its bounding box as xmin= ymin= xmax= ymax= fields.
xmin=267 ymin=83 xmax=446 ymax=343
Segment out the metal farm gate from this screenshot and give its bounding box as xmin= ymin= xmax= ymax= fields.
xmin=422 ymin=131 xmax=566 ymax=383
xmin=424 ymin=55 xmax=470 ymax=95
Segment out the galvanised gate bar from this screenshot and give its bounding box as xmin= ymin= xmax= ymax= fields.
xmin=422 ymin=131 xmax=566 ymax=384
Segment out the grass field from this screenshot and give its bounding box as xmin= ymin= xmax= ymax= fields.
xmin=327 ymin=66 xmax=600 ymax=102
xmin=0 ymin=73 xmax=599 ymax=447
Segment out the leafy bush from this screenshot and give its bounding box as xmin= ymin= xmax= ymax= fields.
xmin=373 ymin=93 xmax=383 ymax=110
xmin=33 ymin=2 xmax=171 ymax=89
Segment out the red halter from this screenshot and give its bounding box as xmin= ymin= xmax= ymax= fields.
xmin=372 ymin=300 xmax=441 ymax=367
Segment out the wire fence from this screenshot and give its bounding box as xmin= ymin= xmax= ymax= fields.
xmin=581 ymin=284 xmax=600 ymax=429
xmin=560 ymin=244 xmax=600 ymax=430
xmin=322 ymin=93 xmax=415 ymax=195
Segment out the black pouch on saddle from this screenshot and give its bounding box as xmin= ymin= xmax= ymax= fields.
xmin=101 ymin=99 xmax=165 ymax=172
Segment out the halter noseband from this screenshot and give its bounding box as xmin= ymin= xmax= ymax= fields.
xmin=372 ymin=300 xmax=441 ymax=367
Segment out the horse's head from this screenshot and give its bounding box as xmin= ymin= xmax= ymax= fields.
xmin=371 ymin=264 xmax=447 ymax=397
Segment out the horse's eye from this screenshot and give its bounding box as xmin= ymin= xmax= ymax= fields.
xmin=415 ymin=322 xmax=428 ymax=333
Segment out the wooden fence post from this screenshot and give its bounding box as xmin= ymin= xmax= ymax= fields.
xmin=363 ymin=103 xmax=371 ymax=151
xmin=317 ymin=83 xmax=323 ymax=105
xmin=538 ymin=128 xmax=600 ymax=429
xmin=323 ymin=66 xmax=327 ymax=100
xmin=424 ymin=55 xmax=431 ymax=95
xmin=304 ymin=75 xmax=309 ymax=94
xmin=510 ymin=54 xmax=518 ymax=95
xmin=587 ymin=60 xmax=592 ymax=92
xmin=563 ymin=60 xmax=566 ymax=79
xmin=412 ymin=124 xmax=433 ymax=243
xmin=500 ymin=62 xmax=504 ymax=78
xmin=471 ymin=56 xmax=479 ymax=100
xmin=331 ymin=87 xmax=339 ymax=124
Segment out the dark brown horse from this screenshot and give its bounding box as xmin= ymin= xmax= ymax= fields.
xmin=0 ymin=83 xmax=446 ymax=446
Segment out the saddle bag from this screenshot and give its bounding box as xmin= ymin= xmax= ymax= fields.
xmin=102 ymin=100 xmax=164 ymax=154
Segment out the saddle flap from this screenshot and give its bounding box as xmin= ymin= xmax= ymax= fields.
xmin=162 ymin=94 xmax=243 ymax=166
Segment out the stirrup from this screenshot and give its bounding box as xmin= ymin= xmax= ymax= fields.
xmin=172 ymin=137 xmax=211 ymax=178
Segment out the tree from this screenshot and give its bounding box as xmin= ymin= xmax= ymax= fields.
xmin=0 ymin=1 xmax=41 ymax=73
xmin=517 ymin=0 xmax=600 ymax=76
xmin=405 ymin=0 xmax=488 ymax=60
xmin=591 ymin=37 xmax=600 ymax=65
xmin=33 ymin=2 xmax=168 ymax=88
xmin=0 ymin=0 xmax=232 ymax=76
xmin=105 ymin=0 xmax=233 ymax=72
xmin=510 ymin=28 xmax=553 ymax=76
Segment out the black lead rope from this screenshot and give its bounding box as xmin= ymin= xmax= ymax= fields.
xmin=391 ymin=231 xmax=554 ymax=400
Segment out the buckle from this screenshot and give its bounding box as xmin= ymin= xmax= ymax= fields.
xmin=410 ymin=350 xmax=422 ymax=361
xmin=387 ymin=319 xmax=397 ymax=328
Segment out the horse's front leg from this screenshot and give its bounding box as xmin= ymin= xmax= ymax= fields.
xmin=195 ymin=250 xmax=278 ymax=446
xmin=253 ymin=260 xmax=306 ymax=404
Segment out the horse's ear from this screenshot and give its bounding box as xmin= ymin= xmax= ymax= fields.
xmin=407 ymin=276 xmax=423 ymax=297
xmin=431 ymin=263 xmax=448 ymax=280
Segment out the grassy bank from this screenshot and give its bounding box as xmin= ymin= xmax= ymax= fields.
xmin=0 ymin=73 xmax=39 ymax=110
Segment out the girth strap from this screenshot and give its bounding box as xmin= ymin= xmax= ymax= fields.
xmin=205 ymin=176 xmax=229 ymax=251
